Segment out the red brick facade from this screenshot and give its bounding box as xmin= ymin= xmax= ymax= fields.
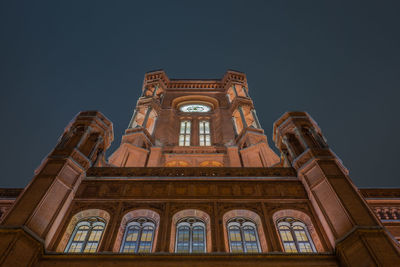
xmin=0 ymin=70 xmax=399 ymax=266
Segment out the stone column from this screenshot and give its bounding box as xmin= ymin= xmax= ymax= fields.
xmin=294 ymin=127 xmax=308 ymax=148
xmin=128 ymin=109 xmax=137 ymax=128
xmin=238 ymin=106 xmax=248 ymax=129
xmin=142 ymin=106 xmax=153 ymax=129
xmin=251 ymin=109 xmax=262 ymax=129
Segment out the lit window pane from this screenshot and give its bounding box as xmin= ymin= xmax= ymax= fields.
xmin=199 ymin=120 xmax=211 ymax=146
xmin=204 ymin=121 xmax=210 ymax=134
xmin=176 ymin=219 xmax=206 ymax=253
xmin=179 ymin=121 xmax=191 ymax=146
xmin=66 ymin=218 xmax=105 ymax=253
xmin=205 ymin=135 xmax=211 ymax=146
xmin=277 ymin=218 xmax=316 ymax=253
xmin=186 ymin=122 xmax=191 ymax=133
xmin=176 ymin=226 xmax=190 ymax=253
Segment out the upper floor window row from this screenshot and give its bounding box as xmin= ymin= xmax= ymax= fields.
xmin=64 ymin=213 xmax=317 ymax=254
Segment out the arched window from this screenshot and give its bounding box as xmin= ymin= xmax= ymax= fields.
xmin=277 ymin=217 xmax=316 ymax=253
xmin=175 ymin=217 xmax=206 ymax=253
xmin=120 ymin=217 xmax=155 ymax=253
xmin=65 ymin=217 xmax=105 ymax=253
xmin=227 ymin=217 xmax=260 ymax=253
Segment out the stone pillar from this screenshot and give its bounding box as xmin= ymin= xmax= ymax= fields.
xmin=294 ymin=127 xmax=308 ymax=148
xmin=231 ymin=117 xmax=238 ymax=135
xmin=282 ymin=136 xmax=296 ymax=159
xmin=227 ymin=146 xmax=241 ymax=167
xmin=232 ymin=84 xmax=238 ymax=96
xmin=142 ymin=106 xmax=153 ymax=129
xmin=128 ymin=109 xmax=137 ymax=128
xmin=273 ymin=111 xmax=400 ymax=267
xmin=0 ymin=111 xmax=113 ymax=266
xmin=238 ymin=106 xmax=248 ymax=129
xmin=251 ymin=109 xmax=262 ymax=129
xmin=152 ymin=85 xmax=158 ymax=97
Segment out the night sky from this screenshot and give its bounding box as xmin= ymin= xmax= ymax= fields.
xmin=1 ymin=1 xmax=399 ymax=188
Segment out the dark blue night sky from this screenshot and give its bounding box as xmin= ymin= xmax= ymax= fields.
xmin=1 ymin=1 xmax=399 ymax=188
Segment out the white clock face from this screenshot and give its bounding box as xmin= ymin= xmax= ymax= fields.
xmin=179 ymin=104 xmax=211 ymax=113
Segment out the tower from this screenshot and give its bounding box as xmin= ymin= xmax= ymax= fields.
xmin=108 ymin=70 xmax=279 ymax=168
xmin=0 ymin=70 xmax=399 ymax=267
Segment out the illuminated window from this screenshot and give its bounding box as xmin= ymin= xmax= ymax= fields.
xmin=179 ymin=120 xmax=191 ymax=146
xmin=227 ymin=218 xmax=260 ymax=253
xmin=175 ymin=218 xmax=206 ymax=253
xmin=179 ymin=104 xmax=211 ymax=113
xmin=65 ymin=217 xmax=105 ymax=253
xmin=277 ymin=217 xmax=316 ymax=253
xmin=199 ymin=120 xmax=211 ymax=146
xmin=121 ymin=218 xmax=155 ymax=253
xmin=165 ymin=161 xmax=190 ymax=167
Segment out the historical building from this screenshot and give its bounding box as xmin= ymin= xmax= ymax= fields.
xmin=0 ymin=70 xmax=399 ymax=266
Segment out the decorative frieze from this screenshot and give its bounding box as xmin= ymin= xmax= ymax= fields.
xmin=76 ymin=180 xmax=307 ymax=199
xmin=373 ymin=207 xmax=400 ymax=221
xmin=86 ymin=167 xmax=297 ymax=178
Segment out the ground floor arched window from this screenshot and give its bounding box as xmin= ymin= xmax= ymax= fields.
xmin=277 ymin=217 xmax=316 ymax=253
xmin=175 ymin=217 xmax=206 ymax=253
xmin=120 ymin=217 xmax=155 ymax=253
xmin=65 ymin=217 xmax=106 ymax=253
xmin=227 ymin=217 xmax=260 ymax=253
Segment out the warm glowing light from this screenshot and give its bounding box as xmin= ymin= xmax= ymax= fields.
xmin=179 ymin=104 xmax=211 ymax=113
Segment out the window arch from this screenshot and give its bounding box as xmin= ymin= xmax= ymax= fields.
xmin=277 ymin=217 xmax=316 ymax=253
xmin=170 ymin=209 xmax=212 ymax=252
xmin=121 ymin=217 xmax=155 ymax=253
xmin=199 ymin=161 xmax=223 ymax=167
xmin=272 ymin=209 xmax=325 ymax=252
xmin=165 ymin=160 xmax=190 ymax=167
xmin=113 ymin=209 xmax=160 ymax=253
xmin=227 ymin=217 xmax=260 ymax=253
xmin=57 ymin=209 xmax=110 ymax=252
xmin=65 ymin=217 xmax=106 ymax=253
xmin=175 ymin=217 xmax=206 ymax=253
xmin=222 ymin=209 xmax=268 ymax=252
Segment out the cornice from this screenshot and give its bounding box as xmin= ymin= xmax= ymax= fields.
xmin=0 ymin=188 xmax=23 ymax=199
xmin=359 ymin=188 xmax=400 ymax=199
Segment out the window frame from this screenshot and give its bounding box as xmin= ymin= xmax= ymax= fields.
xmin=199 ymin=120 xmax=211 ymax=146
xmin=277 ymin=217 xmax=316 ymax=253
xmin=120 ymin=218 xmax=156 ymax=253
xmin=175 ymin=218 xmax=206 ymax=253
xmin=179 ymin=120 xmax=191 ymax=146
xmin=65 ymin=217 xmax=106 ymax=253
xmin=227 ymin=218 xmax=261 ymax=253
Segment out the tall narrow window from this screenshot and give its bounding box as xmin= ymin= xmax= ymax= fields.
xmin=121 ymin=218 xmax=155 ymax=253
xmin=277 ymin=217 xmax=316 ymax=253
xmin=199 ymin=120 xmax=211 ymax=146
xmin=227 ymin=218 xmax=260 ymax=253
xmin=175 ymin=218 xmax=206 ymax=253
xmin=65 ymin=217 xmax=106 ymax=253
xmin=179 ymin=120 xmax=191 ymax=146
